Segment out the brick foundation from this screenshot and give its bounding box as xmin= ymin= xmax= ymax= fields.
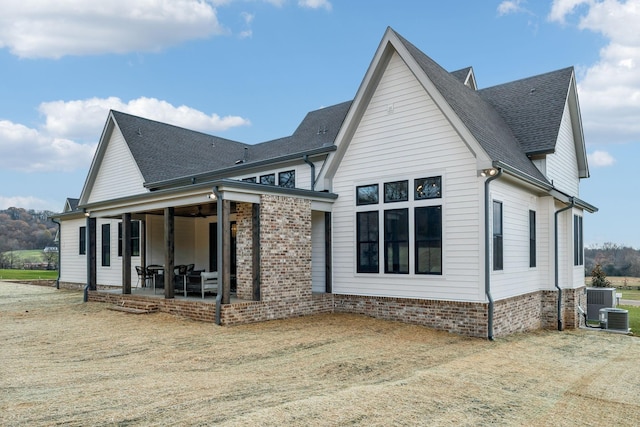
xmin=85 ymin=287 xmax=585 ymax=337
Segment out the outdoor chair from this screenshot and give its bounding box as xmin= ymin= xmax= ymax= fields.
xmin=174 ymin=265 xmax=189 ymax=297
xmin=135 ymin=266 xmax=152 ymax=288
xmin=201 ymin=271 xmax=218 ymax=299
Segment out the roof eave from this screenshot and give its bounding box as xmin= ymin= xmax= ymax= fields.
xmin=145 ymin=145 xmax=337 ymax=191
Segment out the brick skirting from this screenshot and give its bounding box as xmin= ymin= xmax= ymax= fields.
xmin=85 ymin=288 xmax=585 ymax=338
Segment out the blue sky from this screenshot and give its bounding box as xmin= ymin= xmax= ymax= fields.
xmin=0 ymin=0 xmax=638 ymax=248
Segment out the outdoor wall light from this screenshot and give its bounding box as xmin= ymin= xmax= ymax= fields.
xmin=209 ymin=193 xmax=217 ymax=201
xmin=480 ymin=168 xmax=498 ymax=177
xmin=83 ymin=210 xmax=90 ymax=217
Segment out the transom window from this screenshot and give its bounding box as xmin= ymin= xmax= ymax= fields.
xmin=356 ymin=184 xmax=379 ymax=205
xmin=414 ymin=176 xmax=442 ymax=200
xmin=278 ymin=170 xmax=295 ymax=188
xmin=260 ymin=174 xmax=275 ymax=185
xmin=384 ymin=180 xmax=408 ymax=203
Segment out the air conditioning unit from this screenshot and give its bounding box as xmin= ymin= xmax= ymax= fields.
xmin=599 ymin=308 xmax=629 ymax=332
xmin=587 ymin=287 xmax=616 ymax=321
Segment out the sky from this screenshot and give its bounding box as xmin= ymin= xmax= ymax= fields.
xmin=0 ymin=0 xmax=638 ymax=248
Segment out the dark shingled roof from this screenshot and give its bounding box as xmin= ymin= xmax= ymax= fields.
xmin=478 ymin=67 xmax=573 ymax=155
xmin=109 ymin=29 xmax=573 ymax=188
xmin=66 ymin=198 xmax=80 ymax=212
xmin=450 ymin=67 xmax=473 ymax=84
xmin=112 ymin=101 xmax=351 ymax=185
xmin=393 ymin=30 xmax=550 ymax=183
xmin=112 ymin=111 xmax=248 ymax=184
xmin=246 ymin=101 xmax=352 ymax=161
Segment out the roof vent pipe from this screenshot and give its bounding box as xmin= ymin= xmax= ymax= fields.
xmin=484 ymin=167 xmax=502 ymax=341
xmin=554 ymin=197 xmax=575 ymax=331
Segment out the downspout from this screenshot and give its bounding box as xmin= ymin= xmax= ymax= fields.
xmin=213 ymin=186 xmax=223 ymax=325
xmin=554 ymin=197 xmax=575 ymax=331
xmin=303 ymin=155 xmax=316 ymax=191
xmin=484 ymin=168 xmax=502 ymax=341
xmin=84 ymin=212 xmax=90 ymax=303
xmin=51 ymin=218 xmax=61 ymax=289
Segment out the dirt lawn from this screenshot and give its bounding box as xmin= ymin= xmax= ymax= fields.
xmin=1 ymin=282 xmax=639 ymax=426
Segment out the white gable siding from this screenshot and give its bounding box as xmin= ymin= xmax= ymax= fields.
xmin=59 ymin=218 xmax=88 ymax=284
xmin=545 ymin=102 xmax=580 ymax=196
xmin=88 ymin=127 xmax=147 ymax=204
xmin=311 ymin=211 xmax=326 ymax=292
xmin=332 ymin=52 xmax=483 ymax=302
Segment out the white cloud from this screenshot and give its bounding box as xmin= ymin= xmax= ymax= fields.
xmin=587 ymin=149 xmax=616 ymax=166
xmin=0 ymin=0 xmax=334 ymax=58
xmin=0 ymin=120 xmax=95 ymax=173
xmin=39 ymin=97 xmax=250 ymax=141
xmin=548 ymin=0 xmax=592 ymax=23
xmin=548 ymin=0 xmax=640 ymax=145
xmin=298 ymin=0 xmax=332 ymax=11
xmin=497 ymin=0 xmax=528 ymax=15
xmin=0 ymin=97 xmax=250 ymax=173
xmin=0 ymin=0 xmax=225 ymax=59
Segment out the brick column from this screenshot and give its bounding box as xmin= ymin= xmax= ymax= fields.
xmin=259 ymin=195 xmax=312 ymax=303
xmin=235 ymin=202 xmax=253 ymax=300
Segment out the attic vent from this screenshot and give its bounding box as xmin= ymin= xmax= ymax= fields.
xmin=136 ymin=128 xmax=142 ymax=136
xmin=529 ymin=88 xmax=537 ymax=94
xmin=317 ymin=126 xmax=328 ymax=135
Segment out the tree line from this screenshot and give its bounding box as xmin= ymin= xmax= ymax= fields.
xmin=0 ymin=207 xmax=58 ymax=253
xmin=585 ymin=243 xmax=640 ymax=278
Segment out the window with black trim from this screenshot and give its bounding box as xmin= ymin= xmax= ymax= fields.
xmin=493 ymin=201 xmax=503 ymax=271
xmin=384 ymin=180 xmax=408 ymax=203
xmin=529 ymin=210 xmax=536 ymax=268
xmin=79 ymin=226 xmax=86 ymax=255
xmin=414 ymin=176 xmax=442 ymax=200
xmin=356 ymin=184 xmax=378 ymax=205
xmin=357 ymin=211 xmax=379 ymax=273
xmin=278 ymin=170 xmax=295 ymax=188
xmin=241 ymin=177 xmax=257 ymax=183
xmin=415 ymin=206 xmax=442 ymax=274
xmin=101 ymin=224 xmax=110 ymax=267
xmin=260 ymin=174 xmax=275 ymax=185
xmin=574 ymin=215 xmax=583 ymax=266
xmin=384 ymin=208 xmax=409 ymax=274
xmin=118 ymin=221 xmax=140 ymax=257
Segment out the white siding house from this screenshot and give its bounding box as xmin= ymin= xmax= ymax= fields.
xmin=53 ymin=27 xmax=596 ymax=338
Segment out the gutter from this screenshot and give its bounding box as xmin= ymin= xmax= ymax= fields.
xmin=484 ymin=167 xmax=502 ymax=341
xmin=147 ymin=146 xmax=337 ymax=190
xmin=213 ymin=186 xmax=223 ymax=325
xmin=554 ymin=197 xmax=575 ymax=331
xmin=51 ymin=217 xmax=61 ymax=289
xmin=303 ymin=155 xmax=316 ymax=190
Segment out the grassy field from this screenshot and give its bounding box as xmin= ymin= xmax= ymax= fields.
xmin=0 ymin=269 xmax=57 ymax=280
xmin=3 ymin=249 xmax=47 ymax=263
xmin=621 ymin=305 xmax=640 ymax=333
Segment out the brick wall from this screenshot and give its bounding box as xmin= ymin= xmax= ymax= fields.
xmin=333 ymin=295 xmax=488 ymax=338
xmin=80 ymin=285 xmax=585 ymax=338
xmin=235 ymin=202 xmax=253 ymax=300
xmin=259 ymin=195 xmax=312 ymax=303
xmin=493 ymin=292 xmax=544 ymax=336
xmin=88 ymin=291 xmax=217 ymax=322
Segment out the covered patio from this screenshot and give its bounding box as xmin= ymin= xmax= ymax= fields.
xmin=83 ymin=179 xmax=337 ymax=325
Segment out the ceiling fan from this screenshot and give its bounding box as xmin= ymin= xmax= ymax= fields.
xmin=191 ymin=205 xmax=207 ymax=218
